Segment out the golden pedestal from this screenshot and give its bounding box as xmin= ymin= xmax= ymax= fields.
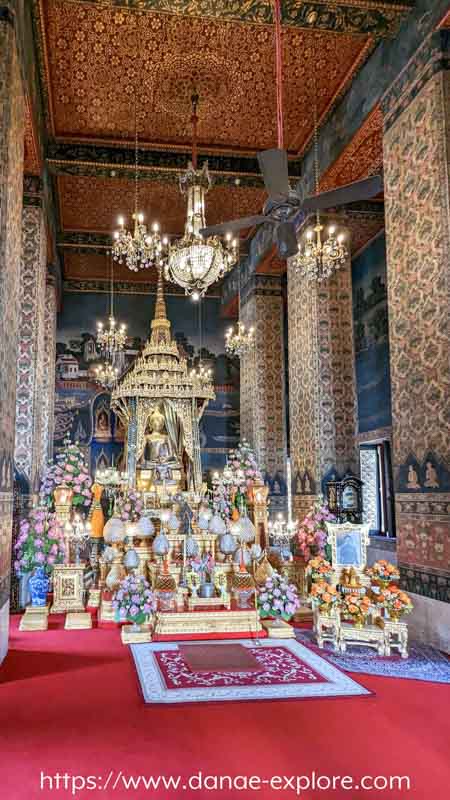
xmin=121 ymin=623 xmax=152 ymax=645
xmin=261 ymin=619 xmax=295 ymax=639
xmin=99 ymin=598 xmax=116 ymax=623
xmin=153 ymin=608 xmax=262 ymax=639
xmin=19 ymin=604 xmax=50 ymax=632
xmin=65 ymin=611 xmax=92 ymax=630
xmin=51 ymin=564 xmax=86 ymax=613
xmin=87 ymin=588 xmax=101 ymax=608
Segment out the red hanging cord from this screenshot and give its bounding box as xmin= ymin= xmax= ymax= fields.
xmin=191 ymin=89 xmax=199 ymax=170
xmin=273 ymin=0 xmax=284 ymax=150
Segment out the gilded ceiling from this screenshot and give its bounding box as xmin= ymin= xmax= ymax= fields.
xmin=57 ymin=174 xmax=266 ymax=235
xmin=42 ymin=0 xmax=371 ymax=153
xmin=30 ymin=0 xmax=409 ymax=282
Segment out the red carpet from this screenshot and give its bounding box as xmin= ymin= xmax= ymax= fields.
xmin=1 ymin=614 xmax=450 ymax=800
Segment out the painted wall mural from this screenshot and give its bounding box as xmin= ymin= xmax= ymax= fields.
xmin=352 ymin=233 xmax=392 ymax=435
xmin=55 ymin=288 xmax=240 ymax=477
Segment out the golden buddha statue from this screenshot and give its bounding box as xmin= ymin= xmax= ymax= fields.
xmin=140 ymin=406 xmax=178 ymax=468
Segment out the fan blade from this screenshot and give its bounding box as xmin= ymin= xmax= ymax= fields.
xmin=258 ymin=148 xmax=290 ymax=199
xmin=200 ymin=215 xmax=269 ymax=237
xmin=274 ymin=221 xmax=298 ymax=259
xmin=302 ymin=175 xmax=383 ymax=212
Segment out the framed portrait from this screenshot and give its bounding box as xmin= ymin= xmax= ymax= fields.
xmin=325 ymin=522 xmax=370 ymax=572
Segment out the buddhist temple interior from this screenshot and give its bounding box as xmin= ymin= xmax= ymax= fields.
xmin=1 ymin=2 xmax=450 ymax=798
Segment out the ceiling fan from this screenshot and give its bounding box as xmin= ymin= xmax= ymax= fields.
xmin=200 ymin=1 xmax=382 ymax=259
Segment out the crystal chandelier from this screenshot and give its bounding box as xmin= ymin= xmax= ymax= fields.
xmin=112 ymin=88 xmax=168 ymax=272
xmin=225 ymin=266 xmax=254 ymax=358
xmin=291 ymin=83 xmax=348 ymax=282
xmin=97 ymin=252 xmax=127 ymax=358
xmin=165 ymin=91 xmax=238 ymax=297
xmin=94 ymin=361 xmax=119 ymax=389
xmin=190 ymin=363 xmax=213 ymax=386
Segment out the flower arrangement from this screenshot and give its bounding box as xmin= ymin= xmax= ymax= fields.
xmin=378 ymin=585 xmax=413 ymax=620
xmin=212 ymin=440 xmax=264 ymax=521
xmin=296 ymin=500 xmax=335 ymax=562
xmin=14 ymin=509 xmax=65 ymax=576
xmin=112 ymin=575 xmax=157 ymax=626
xmin=40 ymin=438 xmax=92 ymax=509
xmin=228 ymin=439 xmax=263 ymax=488
xmin=115 ymin=490 xmax=144 ymax=522
xmin=340 ymin=592 xmax=371 ymax=626
xmin=309 ymin=580 xmax=339 ymax=614
xmin=306 ymin=556 xmax=333 ymax=583
xmin=257 ymin=572 xmax=301 ymax=621
xmin=365 ymin=560 xmax=400 ymax=586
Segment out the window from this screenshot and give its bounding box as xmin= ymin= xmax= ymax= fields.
xmin=359 ymin=442 xmax=395 ymax=537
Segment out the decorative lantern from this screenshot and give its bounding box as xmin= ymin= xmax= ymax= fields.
xmin=135 ymin=515 xmax=154 ymax=539
xmin=219 ymin=531 xmax=237 ymax=559
xmin=168 ymin=512 xmax=180 ymax=533
xmin=185 ymin=534 xmax=199 ymax=559
xmin=152 ymin=531 xmax=170 ymax=558
xmin=103 ymin=515 xmax=126 ymax=544
xmin=123 ymin=548 xmax=139 ymax=573
xmin=198 ymin=507 xmax=213 ymax=531
xmin=209 ymin=513 xmax=227 ymax=536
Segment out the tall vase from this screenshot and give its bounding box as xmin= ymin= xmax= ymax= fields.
xmin=28 ymin=567 xmax=50 ymax=607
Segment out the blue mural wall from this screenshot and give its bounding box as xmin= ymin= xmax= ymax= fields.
xmin=55 ymin=288 xmax=239 ymax=477
xmin=352 ymin=233 xmax=392 ymax=434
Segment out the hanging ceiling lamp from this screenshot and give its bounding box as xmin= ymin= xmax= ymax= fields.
xmin=225 ymin=265 xmax=254 ymax=358
xmin=165 ymin=91 xmax=239 ymax=297
xmin=112 ymin=25 xmax=168 ymax=272
xmin=94 ymin=361 xmax=119 ymax=389
xmin=291 ymin=76 xmax=348 ymax=281
xmin=96 ymin=251 xmax=127 ymax=358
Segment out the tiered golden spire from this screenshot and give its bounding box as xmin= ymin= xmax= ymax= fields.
xmin=150 ymin=265 xmax=171 ymax=347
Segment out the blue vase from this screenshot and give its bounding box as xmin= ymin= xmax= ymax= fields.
xmin=29 ymin=567 xmax=50 ymax=607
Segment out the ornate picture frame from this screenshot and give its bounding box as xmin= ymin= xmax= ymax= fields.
xmin=325 ymin=521 xmax=370 ymax=573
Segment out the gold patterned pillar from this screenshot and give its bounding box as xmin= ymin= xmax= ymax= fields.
xmin=287 ymin=236 xmax=358 ymax=517
xmin=239 ymin=273 xmax=288 ymax=505
xmin=382 ymin=30 xmax=450 ymax=649
xmin=40 ymin=277 xmax=57 ymax=467
xmin=0 ymin=7 xmax=25 ymax=663
xmin=15 ymin=194 xmax=47 ymax=489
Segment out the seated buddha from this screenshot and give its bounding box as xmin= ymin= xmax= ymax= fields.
xmin=139 ymin=406 xmax=180 ymax=480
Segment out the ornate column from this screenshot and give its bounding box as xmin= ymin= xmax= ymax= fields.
xmin=14 ymin=186 xmax=47 ymax=490
xmin=287 ymin=241 xmax=358 ymax=517
xmin=382 ymin=30 xmax=450 ymax=649
xmin=40 ymin=277 xmax=57 ymax=468
xmin=239 ymin=274 xmax=288 ymax=507
xmin=0 ymin=7 xmax=25 ymax=662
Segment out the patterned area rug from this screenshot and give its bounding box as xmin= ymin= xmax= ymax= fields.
xmin=130 ymin=638 xmax=371 ymax=704
xmin=295 ymin=629 xmax=450 ymax=684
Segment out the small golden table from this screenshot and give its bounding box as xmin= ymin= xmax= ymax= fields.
xmin=121 ymin=624 xmax=152 ymax=645
xmin=19 ymin=604 xmax=50 ymax=632
xmin=261 ymin=619 xmax=295 ymax=639
xmin=51 ymin=564 xmax=86 ymax=614
xmin=384 ymin=619 xmax=409 ymax=658
xmin=339 ymin=622 xmax=386 ymax=656
xmin=153 ymin=608 xmax=262 ymax=639
xmin=65 ymin=612 xmax=92 ymax=630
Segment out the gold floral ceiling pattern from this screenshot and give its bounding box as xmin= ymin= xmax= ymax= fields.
xmin=42 ymin=0 xmax=371 ymax=154
xmin=57 ymin=174 xmax=266 ymax=235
